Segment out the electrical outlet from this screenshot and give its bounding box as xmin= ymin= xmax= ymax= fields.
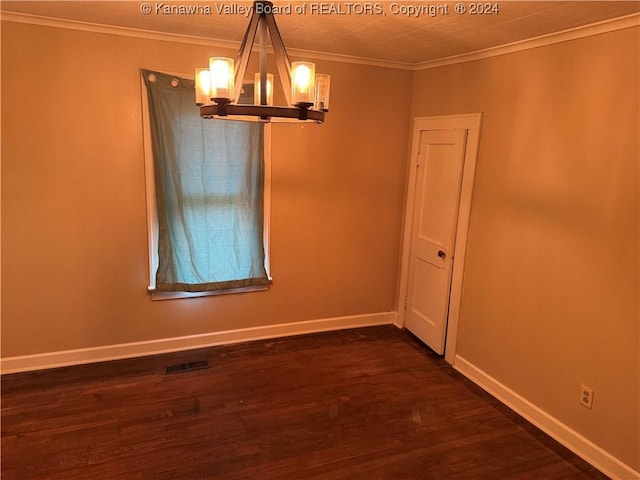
xmin=580 ymin=385 xmax=594 ymax=409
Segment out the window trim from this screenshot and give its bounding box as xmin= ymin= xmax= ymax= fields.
xmin=140 ymin=71 xmax=272 ymax=300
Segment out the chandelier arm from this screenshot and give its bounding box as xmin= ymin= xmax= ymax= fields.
xmin=234 ymin=10 xmax=260 ymax=102
xmin=259 ymin=16 xmax=268 ymax=108
xmin=264 ymin=13 xmax=292 ymax=106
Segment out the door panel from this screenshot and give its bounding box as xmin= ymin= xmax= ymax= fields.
xmin=405 ymin=129 xmax=467 ymax=354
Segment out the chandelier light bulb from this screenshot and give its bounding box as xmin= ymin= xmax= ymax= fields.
xmin=291 ymin=62 xmax=315 ymax=105
xmin=195 ymin=68 xmax=211 ymax=105
xmin=254 ymin=73 xmax=274 ymax=106
xmin=208 ymin=57 xmax=234 ymax=101
xmin=314 ymin=74 xmax=331 ymax=111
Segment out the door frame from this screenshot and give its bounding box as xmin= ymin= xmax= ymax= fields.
xmin=396 ymin=113 xmax=482 ymax=365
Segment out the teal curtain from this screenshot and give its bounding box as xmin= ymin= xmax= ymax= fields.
xmin=142 ymin=69 xmax=268 ymax=292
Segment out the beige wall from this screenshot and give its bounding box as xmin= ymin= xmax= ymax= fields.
xmin=412 ymin=27 xmax=639 ymax=469
xmin=1 ymin=21 xmax=413 ymax=356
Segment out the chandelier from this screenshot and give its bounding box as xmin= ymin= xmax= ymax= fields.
xmin=195 ymin=0 xmax=330 ymax=123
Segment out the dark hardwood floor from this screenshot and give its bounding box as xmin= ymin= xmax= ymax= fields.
xmin=1 ymin=326 xmax=609 ymax=479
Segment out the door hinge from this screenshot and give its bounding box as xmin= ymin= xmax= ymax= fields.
xmin=404 ymin=295 xmax=408 ymax=309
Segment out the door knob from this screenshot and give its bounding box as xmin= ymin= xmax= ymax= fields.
xmin=437 ymin=250 xmax=446 ymax=259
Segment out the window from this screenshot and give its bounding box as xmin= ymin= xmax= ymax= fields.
xmin=141 ymin=69 xmax=271 ymax=299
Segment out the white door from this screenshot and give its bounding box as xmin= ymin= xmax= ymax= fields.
xmin=405 ymin=129 xmax=467 ymax=354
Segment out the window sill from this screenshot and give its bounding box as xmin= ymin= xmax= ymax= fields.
xmin=148 ymin=284 xmax=270 ymax=301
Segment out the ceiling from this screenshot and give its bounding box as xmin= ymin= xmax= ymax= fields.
xmin=2 ymin=1 xmax=639 ymax=65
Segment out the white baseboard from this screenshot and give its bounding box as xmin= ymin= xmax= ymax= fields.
xmin=454 ymin=355 xmax=640 ymax=480
xmin=1 ymin=312 xmax=395 ymax=375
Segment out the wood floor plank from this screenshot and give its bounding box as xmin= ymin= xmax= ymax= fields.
xmin=1 ymin=326 xmax=609 ymax=479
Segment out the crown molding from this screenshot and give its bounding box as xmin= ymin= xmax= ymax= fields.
xmin=286 ymin=46 xmax=413 ymax=70
xmin=0 ymin=11 xmax=244 ymax=51
xmin=2 ymin=10 xmax=638 ymax=72
xmin=415 ymin=12 xmax=640 ymax=70
xmin=0 ymin=11 xmax=414 ymax=70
